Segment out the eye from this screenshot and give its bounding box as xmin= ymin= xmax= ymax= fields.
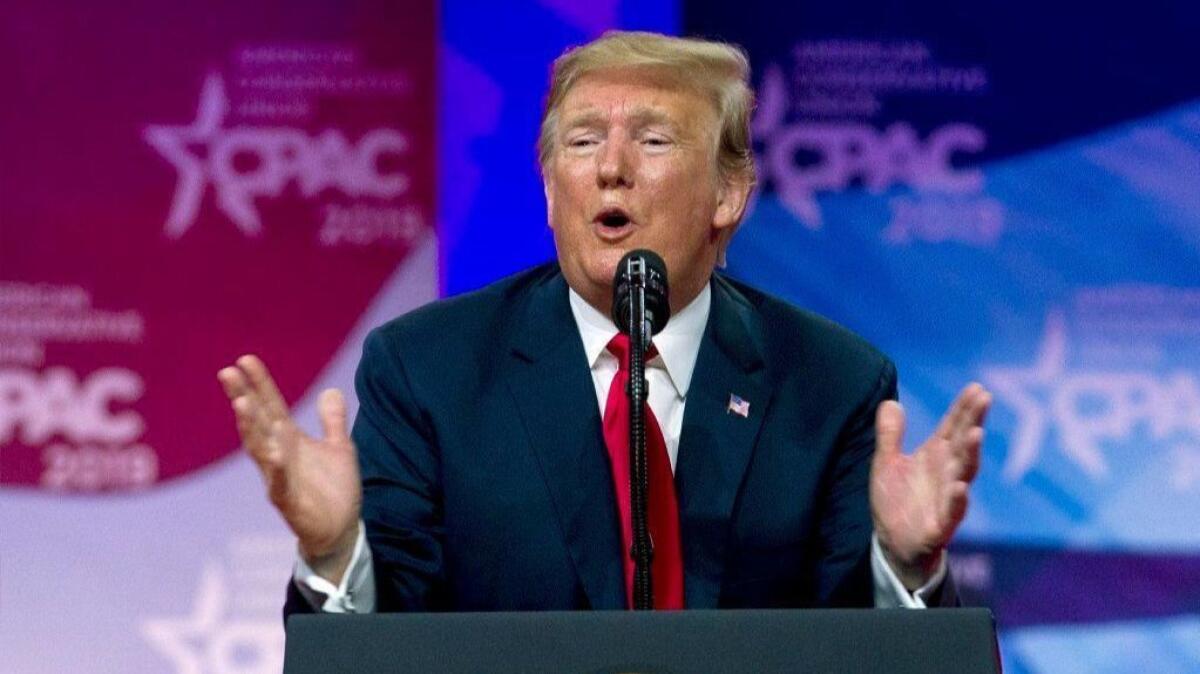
xmin=567 ymin=135 xmax=599 ymax=148
xmin=641 ymin=134 xmax=673 ymax=148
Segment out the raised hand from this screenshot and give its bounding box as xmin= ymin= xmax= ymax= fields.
xmin=870 ymin=383 xmax=991 ymax=590
xmin=217 ymin=355 xmax=362 ymax=584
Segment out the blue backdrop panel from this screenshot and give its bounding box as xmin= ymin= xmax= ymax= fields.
xmin=439 ymin=0 xmax=677 ymax=295
xmin=684 ymin=1 xmax=1200 ymax=672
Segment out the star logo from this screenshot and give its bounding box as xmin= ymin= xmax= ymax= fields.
xmin=749 ymin=65 xmax=824 ymax=229
xmin=983 ymin=312 xmax=1200 ymax=484
xmin=143 ymin=74 xmax=410 ymax=240
xmin=141 ymin=562 xmax=283 ymax=674
xmin=143 ymin=74 xmax=243 ymax=238
xmin=982 ymin=312 xmax=1109 ymax=482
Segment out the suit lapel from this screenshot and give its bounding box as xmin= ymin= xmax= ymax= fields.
xmin=505 ymin=270 xmax=625 ymax=609
xmin=675 ymin=274 xmax=773 ymax=608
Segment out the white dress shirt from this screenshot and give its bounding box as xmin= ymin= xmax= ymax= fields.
xmin=295 ymin=284 xmax=946 ymax=612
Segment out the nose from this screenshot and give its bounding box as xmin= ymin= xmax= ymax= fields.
xmin=596 ymin=135 xmax=633 ymax=189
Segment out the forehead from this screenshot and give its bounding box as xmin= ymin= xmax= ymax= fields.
xmin=558 ymin=67 xmax=718 ymax=131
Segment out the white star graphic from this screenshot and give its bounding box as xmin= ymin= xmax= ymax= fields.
xmin=751 ymin=64 xmax=825 ymax=230
xmin=141 ymin=562 xmax=283 ymax=674
xmin=141 ymin=563 xmax=224 ymax=674
xmin=982 ymin=311 xmax=1109 ymax=482
xmin=144 ymin=74 xmax=261 ymax=238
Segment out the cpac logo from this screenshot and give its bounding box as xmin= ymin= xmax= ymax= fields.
xmin=752 ymin=65 xmax=985 ymax=229
xmin=143 ymin=563 xmax=283 ymax=674
xmin=983 ymin=313 xmax=1200 ymax=482
xmin=144 ymin=74 xmax=409 ymax=238
xmin=0 ymin=367 xmax=144 ymax=445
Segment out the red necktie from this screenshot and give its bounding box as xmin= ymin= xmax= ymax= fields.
xmin=602 ymin=334 xmax=684 ymax=609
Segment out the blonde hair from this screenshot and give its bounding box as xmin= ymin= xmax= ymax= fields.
xmin=537 ymin=31 xmax=756 ymax=187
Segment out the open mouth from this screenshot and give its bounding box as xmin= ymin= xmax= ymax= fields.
xmin=594 ymin=208 xmax=633 ymax=233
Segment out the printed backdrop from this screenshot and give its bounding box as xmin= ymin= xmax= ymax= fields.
xmin=685 ymin=0 xmax=1200 ymax=672
xmin=0 ymin=1 xmax=435 ymax=672
xmin=4 ymin=0 xmax=1200 ymax=672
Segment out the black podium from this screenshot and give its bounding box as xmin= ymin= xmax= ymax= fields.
xmin=284 ymin=608 xmax=1001 ymax=673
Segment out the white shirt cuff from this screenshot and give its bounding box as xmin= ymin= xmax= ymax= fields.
xmin=292 ymin=521 xmax=377 ymax=613
xmin=870 ymin=532 xmax=947 ymax=609
xmin=292 ymin=526 xmax=943 ymax=611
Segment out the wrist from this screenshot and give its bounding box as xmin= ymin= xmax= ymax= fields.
xmin=299 ymin=522 xmax=360 ymax=586
xmin=880 ymin=541 xmax=944 ymax=592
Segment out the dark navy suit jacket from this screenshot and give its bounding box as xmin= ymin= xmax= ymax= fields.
xmin=285 ymin=263 xmax=951 ymax=615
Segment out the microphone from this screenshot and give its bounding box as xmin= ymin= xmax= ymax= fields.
xmin=611 ymin=249 xmax=670 ymax=338
xmin=609 ymin=249 xmax=669 ymax=610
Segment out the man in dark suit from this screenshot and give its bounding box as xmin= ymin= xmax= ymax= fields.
xmin=219 ymin=31 xmax=989 ymax=616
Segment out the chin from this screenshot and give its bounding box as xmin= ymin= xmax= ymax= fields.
xmin=586 ymin=249 xmax=626 ymax=285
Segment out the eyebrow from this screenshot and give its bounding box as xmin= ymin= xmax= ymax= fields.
xmin=561 ymin=106 xmax=681 ymax=132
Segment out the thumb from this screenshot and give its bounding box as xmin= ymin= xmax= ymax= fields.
xmin=875 ymin=400 xmax=906 ymax=460
xmin=318 ymin=388 xmax=349 ymax=442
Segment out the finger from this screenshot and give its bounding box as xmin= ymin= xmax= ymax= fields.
xmin=265 ymin=416 xmax=295 ymax=468
xmin=940 ymin=481 xmax=970 ymax=535
xmin=943 ymin=426 xmax=983 ymax=483
xmin=236 ymin=391 xmax=289 ymax=467
xmin=318 ymin=388 xmax=349 ymax=442
xmin=948 ymin=383 xmax=988 ymax=443
xmin=950 ymin=426 xmax=984 ymax=483
xmin=231 ymin=395 xmax=254 ymax=441
xmin=232 ymin=394 xmax=270 ymax=457
xmin=874 ymin=400 xmax=906 ymax=460
xmin=217 ymin=366 xmax=250 ymax=401
xmin=259 ymin=418 xmax=292 ymax=504
xmin=237 ymin=354 xmax=290 ymax=420
xmin=968 ymin=388 xmax=992 ymax=428
xmin=944 ymin=389 xmax=990 ymax=472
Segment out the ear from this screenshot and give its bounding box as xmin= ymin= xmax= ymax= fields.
xmin=713 ymin=171 xmax=752 ymax=230
xmin=543 ymin=172 xmax=556 ymax=231
xmin=711 ymin=172 xmax=753 ymax=259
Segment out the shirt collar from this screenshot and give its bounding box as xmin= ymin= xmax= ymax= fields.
xmin=567 ymin=281 xmax=711 ymax=398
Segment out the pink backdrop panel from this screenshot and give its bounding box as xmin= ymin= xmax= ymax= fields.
xmin=0 ymin=0 xmax=436 ymax=491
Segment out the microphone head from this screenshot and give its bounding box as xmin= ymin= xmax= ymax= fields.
xmin=611 ymin=249 xmax=670 ymax=336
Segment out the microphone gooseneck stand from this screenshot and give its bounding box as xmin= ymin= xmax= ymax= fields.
xmin=625 ymin=255 xmax=653 ymax=611
xmin=613 ymin=249 xmax=670 ymax=611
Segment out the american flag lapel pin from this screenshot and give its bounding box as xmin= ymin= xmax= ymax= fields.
xmin=727 ymin=393 xmax=750 ymax=418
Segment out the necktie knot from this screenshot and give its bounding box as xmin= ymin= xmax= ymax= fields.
xmin=606 ymin=333 xmax=658 ymax=372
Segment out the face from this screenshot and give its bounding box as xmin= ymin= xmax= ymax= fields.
xmin=544 ymin=67 xmax=749 ymax=316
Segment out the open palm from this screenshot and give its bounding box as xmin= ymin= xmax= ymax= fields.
xmin=218 ymin=355 xmax=362 ymax=579
xmin=870 ymin=383 xmax=991 ymax=589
